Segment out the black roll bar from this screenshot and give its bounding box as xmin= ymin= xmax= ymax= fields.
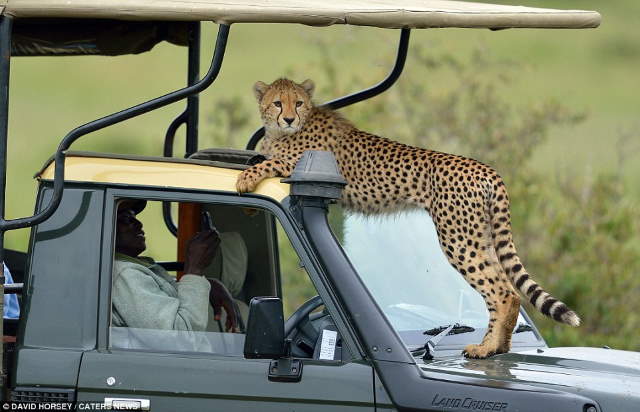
xmin=0 ymin=15 xmax=13 ymax=395
xmin=164 ymin=22 xmax=202 ymax=160
xmin=162 ymin=22 xmax=202 ymax=237
xmin=246 ymin=28 xmax=411 ymax=151
xmin=184 ymin=22 xmax=202 ymax=157
xmin=0 ymin=23 xmax=230 ymax=232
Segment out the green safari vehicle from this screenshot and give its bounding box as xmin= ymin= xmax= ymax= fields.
xmin=2 ymin=1 xmax=638 ymax=411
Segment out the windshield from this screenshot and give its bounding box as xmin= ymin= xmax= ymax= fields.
xmin=330 ymin=208 xmax=539 ymax=349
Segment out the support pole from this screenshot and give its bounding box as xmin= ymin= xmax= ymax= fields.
xmin=185 ymin=22 xmax=201 ymax=157
xmin=163 ymin=22 xmax=202 ymax=237
xmin=0 ymin=15 xmax=12 ymax=399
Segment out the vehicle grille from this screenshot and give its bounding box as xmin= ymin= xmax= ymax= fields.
xmin=11 ymin=387 xmax=75 ymax=403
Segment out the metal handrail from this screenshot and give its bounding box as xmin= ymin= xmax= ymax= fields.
xmin=0 ymin=23 xmax=230 ymax=231
xmin=162 ymin=96 xmax=188 ymax=237
xmin=163 ymin=111 xmax=188 ymax=158
xmin=246 ymin=28 xmax=411 ymax=150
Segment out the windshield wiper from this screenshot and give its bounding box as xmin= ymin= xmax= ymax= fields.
xmin=411 ymin=323 xmax=476 ymax=361
xmin=424 ymin=323 xmax=476 ymax=336
xmin=513 ymin=323 xmax=533 ymax=334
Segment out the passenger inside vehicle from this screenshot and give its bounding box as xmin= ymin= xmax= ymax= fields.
xmin=112 ymin=199 xmax=239 ymax=333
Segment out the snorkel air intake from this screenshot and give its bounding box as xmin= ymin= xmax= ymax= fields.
xmin=284 ymin=151 xmax=412 ymax=364
xmin=282 ymin=150 xmax=346 ymax=201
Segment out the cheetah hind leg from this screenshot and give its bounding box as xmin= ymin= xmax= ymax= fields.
xmin=463 ymin=282 xmax=520 ymax=359
xmin=446 ymin=250 xmax=520 ymax=359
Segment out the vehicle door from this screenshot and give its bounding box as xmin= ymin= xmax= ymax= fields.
xmin=75 ymin=189 xmax=375 ymax=412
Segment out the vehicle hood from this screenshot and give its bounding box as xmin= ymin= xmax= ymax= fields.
xmin=420 ymin=347 xmax=640 ymax=411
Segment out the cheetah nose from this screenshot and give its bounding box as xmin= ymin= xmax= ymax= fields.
xmin=283 ymin=117 xmax=294 ymax=125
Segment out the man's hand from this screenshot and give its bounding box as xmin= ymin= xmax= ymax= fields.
xmin=184 ymin=230 xmax=220 ymax=276
xmin=209 ymin=279 xmax=239 ymax=333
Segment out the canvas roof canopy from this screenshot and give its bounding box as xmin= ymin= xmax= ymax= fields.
xmin=1 ymin=0 xmax=601 ymax=56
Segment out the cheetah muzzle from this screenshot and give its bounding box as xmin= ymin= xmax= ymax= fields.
xmin=237 ymin=78 xmax=580 ymax=359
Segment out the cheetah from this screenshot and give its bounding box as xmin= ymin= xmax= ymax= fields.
xmin=236 ymin=78 xmax=580 ymax=359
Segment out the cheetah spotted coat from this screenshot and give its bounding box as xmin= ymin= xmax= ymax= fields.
xmin=236 ymin=78 xmax=580 ymax=359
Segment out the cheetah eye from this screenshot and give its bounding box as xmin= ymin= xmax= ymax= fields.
xmin=273 ymin=101 xmax=282 ymax=108
xmin=295 ymin=100 xmax=303 ymax=108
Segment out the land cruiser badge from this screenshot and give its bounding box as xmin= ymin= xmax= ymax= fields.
xmin=431 ymin=394 xmax=508 ymax=410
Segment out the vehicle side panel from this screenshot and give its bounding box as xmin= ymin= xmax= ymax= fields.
xmin=13 ymin=185 xmax=103 ymax=390
xmin=77 ymin=351 xmax=374 ymax=411
xmin=21 ymin=185 xmax=103 ymax=349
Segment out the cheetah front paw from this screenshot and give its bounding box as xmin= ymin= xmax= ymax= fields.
xmin=236 ymin=169 xmax=262 ymax=193
xmin=462 ymin=343 xmax=504 ymax=359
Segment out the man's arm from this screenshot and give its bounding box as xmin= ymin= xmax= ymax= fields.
xmin=113 ymin=264 xmax=211 ymax=331
xmin=187 ymin=230 xmax=239 ymax=332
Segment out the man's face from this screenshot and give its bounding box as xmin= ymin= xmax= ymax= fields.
xmin=115 ymin=208 xmax=146 ymax=257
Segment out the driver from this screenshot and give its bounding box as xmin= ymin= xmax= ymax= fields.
xmin=112 ymin=199 xmax=238 ymax=332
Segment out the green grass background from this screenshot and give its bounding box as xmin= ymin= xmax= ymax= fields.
xmin=3 ymin=1 xmax=639 ymax=347
xmin=6 ymin=1 xmax=638 ymax=245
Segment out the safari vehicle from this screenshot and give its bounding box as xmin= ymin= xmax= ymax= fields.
xmin=1 ymin=1 xmax=638 ymax=411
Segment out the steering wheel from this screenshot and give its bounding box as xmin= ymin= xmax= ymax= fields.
xmin=284 ymin=295 xmax=324 ymax=338
xmin=283 ymin=295 xmax=326 ymax=358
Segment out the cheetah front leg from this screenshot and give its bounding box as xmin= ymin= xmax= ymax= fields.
xmin=236 ymin=158 xmax=295 ymax=193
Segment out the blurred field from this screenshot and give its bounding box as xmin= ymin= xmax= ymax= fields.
xmin=2 ymin=1 xmax=639 ymax=347
xmin=6 ymin=1 xmax=639 ymax=250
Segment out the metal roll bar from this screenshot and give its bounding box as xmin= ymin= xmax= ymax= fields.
xmin=164 ymin=22 xmax=202 ymax=160
xmin=162 ymin=22 xmax=202 ymax=237
xmin=246 ymin=28 xmax=411 ymax=151
xmin=0 ymin=16 xmax=13 ymax=394
xmin=0 ymin=23 xmax=230 ymax=232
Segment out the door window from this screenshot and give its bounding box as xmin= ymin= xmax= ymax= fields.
xmin=108 ymin=198 xmax=331 ymax=359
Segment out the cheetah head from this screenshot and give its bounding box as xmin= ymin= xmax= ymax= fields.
xmin=253 ymin=78 xmax=315 ymax=138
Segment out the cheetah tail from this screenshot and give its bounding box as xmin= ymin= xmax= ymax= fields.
xmin=489 ymin=187 xmax=580 ymax=327
xmin=507 ymin=254 xmax=581 ymax=327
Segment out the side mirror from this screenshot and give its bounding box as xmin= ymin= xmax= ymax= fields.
xmin=244 ymin=296 xmax=285 ymax=359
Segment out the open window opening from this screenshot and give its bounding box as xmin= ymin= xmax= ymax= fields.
xmin=108 ymin=197 xmax=338 ymax=360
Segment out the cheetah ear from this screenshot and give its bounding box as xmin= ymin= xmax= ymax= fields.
xmin=253 ymin=81 xmax=268 ymax=102
xmin=300 ymin=79 xmax=315 ymax=98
